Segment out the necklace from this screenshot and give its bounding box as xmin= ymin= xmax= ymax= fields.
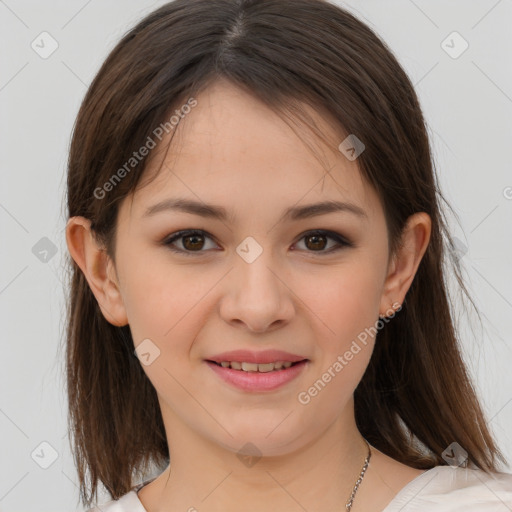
xmin=345 ymin=439 xmax=372 ymax=511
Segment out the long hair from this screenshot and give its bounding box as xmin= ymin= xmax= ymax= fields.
xmin=64 ymin=0 xmax=507 ymax=507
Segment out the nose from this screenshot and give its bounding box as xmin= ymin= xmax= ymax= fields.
xmin=219 ymin=250 xmax=295 ymax=333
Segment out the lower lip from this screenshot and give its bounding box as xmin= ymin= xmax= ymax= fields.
xmin=205 ymin=360 xmax=309 ymax=392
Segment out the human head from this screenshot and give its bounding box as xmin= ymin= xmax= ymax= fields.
xmin=64 ymin=0 xmax=504 ymax=506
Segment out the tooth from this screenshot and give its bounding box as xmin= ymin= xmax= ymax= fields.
xmin=241 ymin=362 xmax=259 ymax=372
xmin=217 ymin=360 xmax=297 ymax=372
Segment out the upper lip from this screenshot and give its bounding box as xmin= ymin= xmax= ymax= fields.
xmin=206 ymin=349 xmax=308 ymax=364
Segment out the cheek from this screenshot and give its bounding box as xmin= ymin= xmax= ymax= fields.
xmin=295 ymin=268 xmax=381 ymax=418
xmin=302 ymin=261 xmax=383 ymax=349
xmin=119 ymin=252 xmax=207 ymax=344
xmin=120 ymin=257 xmax=213 ymax=390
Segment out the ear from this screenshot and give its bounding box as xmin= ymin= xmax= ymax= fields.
xmin=65 ymin=216 xmax=128 ymax=327
xmin=379 ymin=212 xmax=432 ymax=317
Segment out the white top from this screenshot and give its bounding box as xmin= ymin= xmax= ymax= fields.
xmin=87 ymin=466 xmax=512 ymax=511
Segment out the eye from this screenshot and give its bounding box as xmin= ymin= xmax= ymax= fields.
xmin=163 ymin=229 xmax=218 ymax=255
xmin=293 ymin=230 xmax=352 ymax=254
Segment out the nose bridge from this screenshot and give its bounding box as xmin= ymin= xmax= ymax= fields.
xmin=221 ymin=237 xmax=293 ymax=331
xmin=235 ymin=239 xmax=282 ymax=299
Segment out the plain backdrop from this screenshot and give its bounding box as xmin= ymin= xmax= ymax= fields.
xmin=1 ymin=1 xmax=511 ymax=510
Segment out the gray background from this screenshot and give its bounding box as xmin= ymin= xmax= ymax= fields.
xmin=1 ymin=1 xmax=511 ymax=510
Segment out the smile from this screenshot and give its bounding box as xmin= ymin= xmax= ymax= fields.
xmin=209 ymin=360 xmax=302 ymax=372
xmin=205 ymin=359 xmax=309 ymax=392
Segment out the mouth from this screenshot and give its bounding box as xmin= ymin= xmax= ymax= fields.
xmin=206 ymin=359 xmax=309 ymax=373
xmin=204 ymin=358 xmax=310 ymax=392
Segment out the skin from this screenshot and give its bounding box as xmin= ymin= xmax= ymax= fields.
xmin=66 ymin=79 xmax=431 ymax=511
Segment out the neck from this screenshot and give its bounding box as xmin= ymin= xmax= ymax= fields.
xmin=141 ymin=399 xmax=372 ymax=511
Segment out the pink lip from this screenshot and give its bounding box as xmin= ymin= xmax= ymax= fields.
xmin=206 ymin=349 xmax=307 ymax=364
xmin=206 ymin=360 xmax=309 ymax=392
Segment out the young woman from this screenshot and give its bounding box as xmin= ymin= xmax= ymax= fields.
xmin=64 ymin=0 xmax=512 ymax=510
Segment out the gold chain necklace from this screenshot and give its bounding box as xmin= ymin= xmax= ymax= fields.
xmin=345 ymin=440 xmax=372 ymax=511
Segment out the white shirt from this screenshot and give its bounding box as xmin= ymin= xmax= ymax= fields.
xmin=87 ymin=466 xmax=512 ymax=511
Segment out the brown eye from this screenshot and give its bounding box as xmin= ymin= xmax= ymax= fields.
xmin=304 ymin=233 xmax=328 ymax=251
xmin=182 ymin=233 xmax=205 ymax=251
xmin=294 ymin=230 xmax=351 ymax=254
xmin=164 ymin=230 xmax=218 ymax=255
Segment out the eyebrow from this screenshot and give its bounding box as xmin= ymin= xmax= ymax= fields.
xmin=143 ymin=198 xmax=368 ymax=223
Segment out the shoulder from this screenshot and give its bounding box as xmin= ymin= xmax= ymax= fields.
xmin=384 ymin=465 xmax=512 ymax=511
xmin=85 ymin=490 xmax=146 ymax=512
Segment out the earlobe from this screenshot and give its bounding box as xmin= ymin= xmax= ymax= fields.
xmin=65 ymin=216 xmax=128 ymax=327
xmin=379 ymin=212 xmax=432 ymax=317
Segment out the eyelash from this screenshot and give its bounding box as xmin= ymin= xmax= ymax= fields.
xmin=162 ymin=229 xmax=353 ymax=256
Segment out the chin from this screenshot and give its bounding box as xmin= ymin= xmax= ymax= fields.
xmin=210 ymin=421 xmax=304 ymax=458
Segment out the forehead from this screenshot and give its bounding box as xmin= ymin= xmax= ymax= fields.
xmin=128 ymin=80 xmax=382 ymax=223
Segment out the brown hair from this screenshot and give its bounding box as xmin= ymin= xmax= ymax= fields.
xmin=64 ymin=0 xmax=507 ymax=508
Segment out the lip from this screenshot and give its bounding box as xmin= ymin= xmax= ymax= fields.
xmin=206 ymin=349 xmax=307 ymax=365
xmin=206 ymin=359 xmax=309 ymax=392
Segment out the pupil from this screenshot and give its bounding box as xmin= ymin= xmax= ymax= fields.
xmin=307 ymin=234 xmax=326 ymax=250
xmin=184 ymin=234 xmax=203 ymax=250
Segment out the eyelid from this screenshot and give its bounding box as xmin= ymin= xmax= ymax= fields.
xmin=162 ymin=229 xmax=220 ymax=255
xmin=162 ymin=228 xmax=353 ymax=256
xmin=294 ymin=229 xmax=352 ymax=246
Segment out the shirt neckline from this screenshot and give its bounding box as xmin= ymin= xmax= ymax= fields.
xmin=130 ymin=466 xmax=443 ymax=512
xmin=380 ymin=466 xmax=443 ymax=511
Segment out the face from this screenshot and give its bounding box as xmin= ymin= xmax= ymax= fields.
xmin=111 ymin=80 xmax=394 ymax=457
